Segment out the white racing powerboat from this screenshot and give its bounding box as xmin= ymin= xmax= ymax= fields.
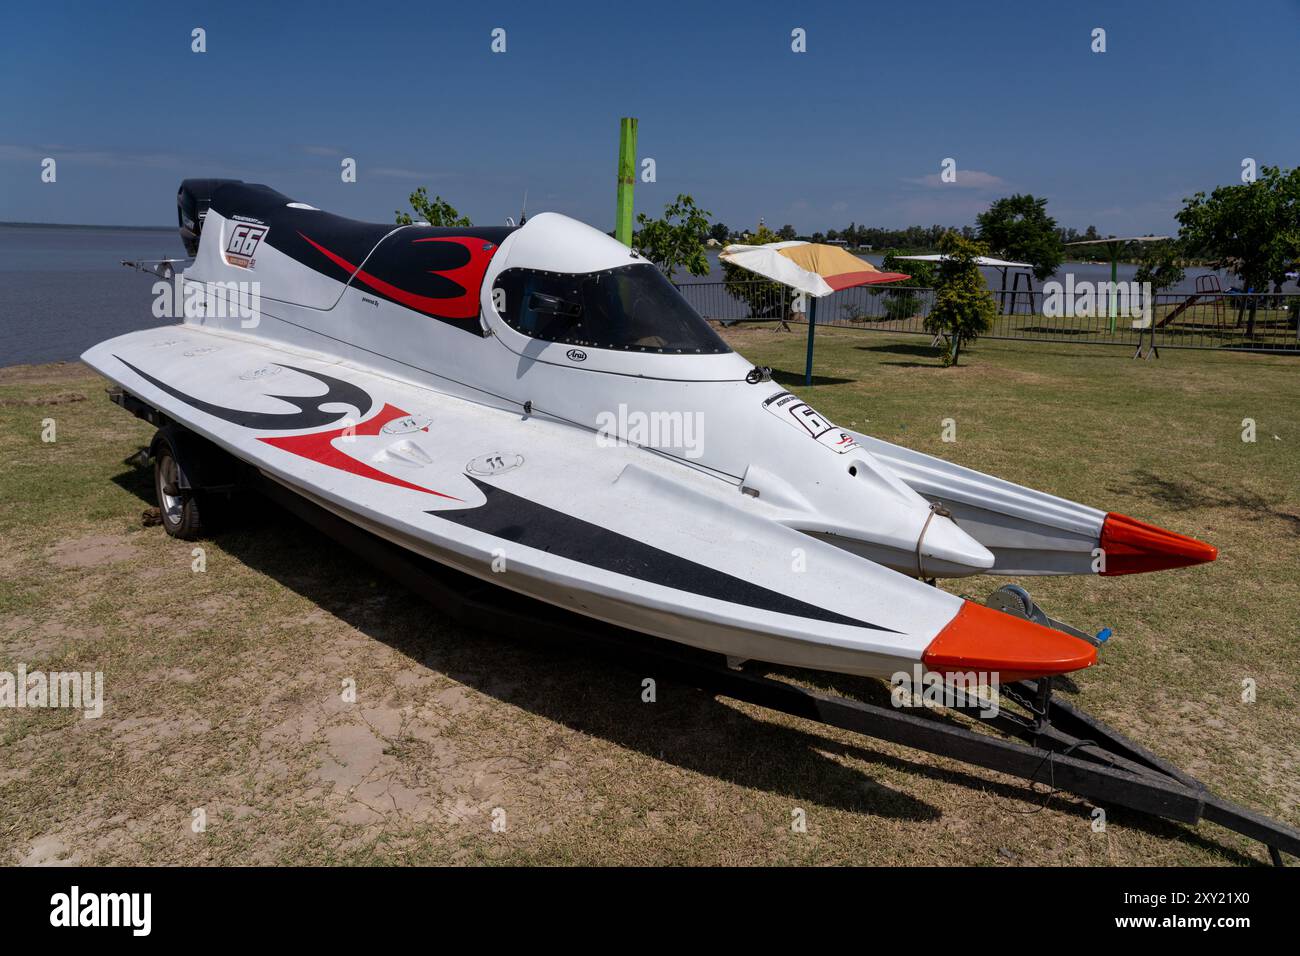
xmin=83 ymin=180 xmax=1217 ymax=684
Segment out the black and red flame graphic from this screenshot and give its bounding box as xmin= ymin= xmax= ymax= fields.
xmin=299 ymin=232 xmax=497 ymax=321
xmin=117 ymin=357 xmax=372 ymax=430
xmin=259 ymin=402 xmax=461 ymax=500
xmin=116 ymin=356 xmax=459 ymax=500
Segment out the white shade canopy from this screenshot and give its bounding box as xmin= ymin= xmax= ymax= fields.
xmin=720 ymin=240 xmax=908 ymax=298
xmin=893 ymin=254 xmax=1033 ymax=269
xmin=1064 ymin=235 xmax=1171 ymax=246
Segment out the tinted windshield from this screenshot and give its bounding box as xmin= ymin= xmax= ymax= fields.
xmin=492 ymin=264 xmax=730 ymax=354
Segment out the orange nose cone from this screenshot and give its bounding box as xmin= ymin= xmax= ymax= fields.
xmin=922 ymin=601 xmax=1098 ymax=683
xmin=1099 ymin=512 xmax=1218 ymax=576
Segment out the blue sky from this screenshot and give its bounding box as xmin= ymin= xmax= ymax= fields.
xmin=1 ymin=0 xmax=1296 ymax=232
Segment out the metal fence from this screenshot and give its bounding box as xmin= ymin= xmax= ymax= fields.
xmin=677 ymin=281 xmax=1300 ymax=353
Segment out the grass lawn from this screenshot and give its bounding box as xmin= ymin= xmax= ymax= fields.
xmin=1 ymin=328 xmax=1296 ymax=866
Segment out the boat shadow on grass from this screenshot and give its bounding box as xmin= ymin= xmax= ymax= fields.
xmin=108 ymin=459 xmax=1261 ymax=863
xmin=852 ymin=342 xmax=950 ymax=369
xmin=768 ymin=368 xmax=858 ymax=388
xmin=855 ymin=342 xmax=943 ymax=358
xmin=1116 ymin=468 xmax=1300 ymax=535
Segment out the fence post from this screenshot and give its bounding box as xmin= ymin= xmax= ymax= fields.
xmin=1108 ymin=251 xmax=1119 ymax=334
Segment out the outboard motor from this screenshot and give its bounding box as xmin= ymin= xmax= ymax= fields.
xmin=177 ymin=178 xmax=243 ymax=256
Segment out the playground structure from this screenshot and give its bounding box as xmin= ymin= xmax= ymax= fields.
xmin=1155 ymin=275 xmax=1227 ymax=329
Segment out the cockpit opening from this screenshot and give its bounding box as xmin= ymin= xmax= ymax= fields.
xmin=491 ymin=264 xmax=731 ymax=354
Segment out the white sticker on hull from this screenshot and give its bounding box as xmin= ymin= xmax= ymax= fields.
xmin=224 ymin=223 xmax=269 ymax=269
xmin=761 ymin=391 xmax=861 ymax=455
xmin=381 ymin=415 xmax=433 ymax=435
xmin=239 ymin=365 xmax=283 ymax=382
xmin=467 ymin=452 xmax=524 ymax=476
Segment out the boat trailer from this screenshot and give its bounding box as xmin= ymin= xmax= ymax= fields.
xmin=101 ymin=392 xmax=1298 ymax=866
xmin=250 ymin=474 xmax=1299 ymax=866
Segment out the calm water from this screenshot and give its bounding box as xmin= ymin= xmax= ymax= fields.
xmin=0 ymin=225 xmax=180 ymax=366
xmin=0 ymin=224 xmax=1282 ymax=366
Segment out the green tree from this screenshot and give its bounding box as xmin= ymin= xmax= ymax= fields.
xmin=777 ymin=224 xmax=797 ymax=241
xmin=632 ymin=194 xmax=713 ymax=280
xmin=926 ymin=232 xmax=997 ymax=366
xmin=976 ymin=194 xmax=1064 ymax=281
xmin=1176 ymin=165 xmax=1300 ymax=335
xmin=721 ymin=225 xmax=792 ymax=321
xmin=395 ymin=187 xmax=472 ymax=226
xmin=867 ymin=250 xmax=934 ymax=322
xmin=1133 ymin=240 xmax=1186 ymax=312
xmin=880 ymin=250 xmax=935 ymax=288
xmin=709 ymin=221 xmax=731 ymax=244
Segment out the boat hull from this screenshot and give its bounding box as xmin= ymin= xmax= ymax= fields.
xmin=83 ymin=324 xmax=1096 ymax=682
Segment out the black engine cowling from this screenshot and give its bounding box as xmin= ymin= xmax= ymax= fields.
xmin=177 ymin=178 xmax=243 ymax=256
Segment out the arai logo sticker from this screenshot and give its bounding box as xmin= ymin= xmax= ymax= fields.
xmin=225 ymin=223 xmax=269 ymax=269
xmin=761 ymin=391 xmax=861 ymax=455
xmin=566 ymin=348 xmax=587 ymax=363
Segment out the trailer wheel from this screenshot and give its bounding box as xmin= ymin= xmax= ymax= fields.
xmin=153 ymin=437 xmax=206 ymax=540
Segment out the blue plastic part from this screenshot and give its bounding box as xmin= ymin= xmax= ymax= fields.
xmin=1096 ymin=628 xmax=1113 ymax=643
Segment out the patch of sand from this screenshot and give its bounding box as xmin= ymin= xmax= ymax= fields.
xmin=0 ymin=392 xmax=86 ymax=408
xmin=45 ymin=534 xmax=136 ymax=569
xmin=0 ymin=362 xmax=91 ymax=385
xmin=21 ymin=835 xmax=77 ymax=866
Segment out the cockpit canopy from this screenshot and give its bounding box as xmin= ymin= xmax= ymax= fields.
xmin=491 ymin=263 xmax=730 ymax=354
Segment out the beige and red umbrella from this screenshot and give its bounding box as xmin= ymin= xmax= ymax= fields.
xmin=720 ymin=240 xmax=909 ymax=297
xmin=720 ymin=240 xmax=909 ymax=384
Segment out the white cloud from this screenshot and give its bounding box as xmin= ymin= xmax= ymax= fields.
xmin=901 ymin=169 xmax=1007 ymax=190
xmin=0 ymin=143 xmax=183 ymax=169
xmin=370 ymin=166 xmax=451 ymax=181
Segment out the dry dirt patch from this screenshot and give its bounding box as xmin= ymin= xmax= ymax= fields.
xmin=0 ymin=361 xmax=91 ymax=387
xmin=45 ymin=533 xmax=136 ymax=569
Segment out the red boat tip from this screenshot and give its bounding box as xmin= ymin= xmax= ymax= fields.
xmin=1099 ymin=512 xmax=1218 ymax=576
xmin=922 ymin=601 xmax=1097 ymax=683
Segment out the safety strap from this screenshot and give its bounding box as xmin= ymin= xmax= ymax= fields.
xmin=915 ymin=501 xmax=955 ymax=579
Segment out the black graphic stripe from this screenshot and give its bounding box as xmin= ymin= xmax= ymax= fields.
xmin=209 ymin=182 xmax=513 ymax=333
xmin=434 ymin=478 xmax=895 ymax=632
xmin=116 ymin=357 xmax=372 ymax=430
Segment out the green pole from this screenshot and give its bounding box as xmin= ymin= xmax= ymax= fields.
xmin=615 ymin=117 xmax=638 ymax=246
xmin=1109 ymin=242 xmax=1119 ymax=334
xmin=804 ymin=296 xmax=818 ymax=386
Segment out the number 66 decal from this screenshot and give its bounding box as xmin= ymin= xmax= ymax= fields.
xmin=225 ymin=223 xmax=268 ymax=262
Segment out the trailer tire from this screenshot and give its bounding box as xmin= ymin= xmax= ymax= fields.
xmin=153 ymin=435 xmax=206 ymax=540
